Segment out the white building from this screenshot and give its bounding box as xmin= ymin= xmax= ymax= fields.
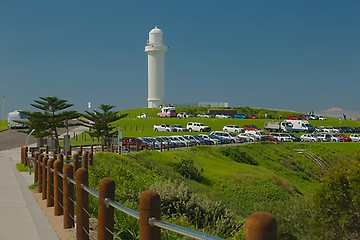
xmin=145 ymin=26 xmax=168 ymax=108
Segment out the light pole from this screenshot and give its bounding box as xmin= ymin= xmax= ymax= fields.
xmin=2 ymin=96 xmax=5 ymax=128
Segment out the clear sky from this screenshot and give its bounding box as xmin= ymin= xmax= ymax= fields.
xmin=1 ymin=0 xmax=359 ymax=118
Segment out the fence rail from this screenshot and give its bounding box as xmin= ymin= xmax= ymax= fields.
xmin=21 ymin=146 xmax=278 ymax=240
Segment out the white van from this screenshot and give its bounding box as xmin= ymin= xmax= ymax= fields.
xmin=8 ymin=110 xmax=28 ymax=129
xmin=282 ymin=120 xmax=315 ymax=132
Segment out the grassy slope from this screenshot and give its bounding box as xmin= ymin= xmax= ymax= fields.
xmin=113 ymin=107 xmax=360 ymax=138
xmin=93 ymin=140 xmax=359 ymax=218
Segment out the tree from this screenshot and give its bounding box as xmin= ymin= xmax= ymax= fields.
xmin=21 ymin=96 xmax=78 ymax=147
xmin=79 ymin=104 xmax=127 ymax=145
xmin=314 ymin=157 xmax=360 ymax=239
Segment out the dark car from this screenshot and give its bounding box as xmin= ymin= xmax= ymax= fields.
xmin=287 ymin=133 xmax=301 ymax=142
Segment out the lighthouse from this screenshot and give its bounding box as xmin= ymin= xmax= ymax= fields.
xmin=145 ymin=26 xmax=168 ymax=108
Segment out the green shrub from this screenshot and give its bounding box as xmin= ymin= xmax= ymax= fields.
xmin=220 ymin=147 xmax=258 ymax=165
xmin=150 ymin=180 xmax=243 ymax=237
xmin=172 ymin=158 xmax=202 ymax=181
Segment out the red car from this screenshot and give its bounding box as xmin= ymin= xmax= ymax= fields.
xmin=122 ymin=137 xmax=149 ymax=151
xmin=335 ymin=134 xmax=352 ymax=142
xmin=242 ymin=124 xmax=260 ymax=131
xmin=286 ymin=115 xmax=299 ymax=120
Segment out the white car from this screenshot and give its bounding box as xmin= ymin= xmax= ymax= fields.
xmin=137 ymin=113 xmax=150 ymax=118
xmin=350 ymin=134 xmax=360 ymax=142
xmin=223 ymin=125 xmax=244 ymax=133
xmin=210 ymin=131 xmax=240 ymax=143
xmin=238 ymin=133 xmax=258 ymax=142
xmin=215 ymin=114 xmax=230 ymax=118
xmin=269 ymin=133 xmax=293 ymax=142
xmin=300 ymin=134 xmax=318 ymax=142
xmin=186 ymin=122 xmax=211 ymax=132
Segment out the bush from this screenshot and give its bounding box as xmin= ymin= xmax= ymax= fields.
xmin=220 ymin=147 xmax=258 ymax=165
xmin=150 ymin=180 xmax=243 ymax=237
xmin=172 ymin=158 xmax=202 ymax=181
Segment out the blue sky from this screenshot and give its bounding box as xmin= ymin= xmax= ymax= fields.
xmin=1 ymin=0 xmax=359 ymax=118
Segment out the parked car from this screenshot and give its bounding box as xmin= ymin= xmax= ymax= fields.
xmin=122 ymin=137 xmax=148 ymax=151
xmin=197 ymin=113 xmax=210 ymax=118
xmin=316 ymin=134 xmax=332 ymax=142
xmin=350 ymin=134 xmax=360 ymax=142
xmin=198 ymin=134 xmax=220 ymax=145
xmin=157 ymin=106 xmax=177 ymax=118
xmin=223 ymin=125 xmax=244 ymax=133
xmin=215 ymin=114 xmax=230 ymax=118
xmin=286 ymin=133 xmax=301 ymax=142
xmin=233 ymin=113 xmax=248 ymax=119
xmin=238 ymin=133 xmax=258 ymax=142
xmin=183 ymin=135 xmax=200 ymax=146
xmin=210 ymin=131 xmax=240 ymax=143
xmin=170 ymin=124 xmax=189 ymax=132
xmin=269 ymin=133 xmax=293 ymax=142
xmin=242 ymin=124 xmax=260 ymax=131
xmin=153 ymin=124 xmax=176 ymax=132
xmin=192 ymin=135 xmax=212 ymax=145
xmin=334 ymin=134 xmax=352 ymax=142
xmin=247 ymin=114 xmax=258 ymax=119
xmin=300 ymin=134 xmax=319 ymax=142
xmin=136 ymin=113 xmax=150 ymax=118
xmin=186 ymin=122 xmax=211 ymax=132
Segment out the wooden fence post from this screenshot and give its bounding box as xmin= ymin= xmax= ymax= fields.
xmin=63 ymin=163 xmax=75 ymax=229
xmin=76 ymin=168 xmax=89 ymax=240
xmin=73 ymin=153 xmax=79 ymax=175
xmin=98 ymin=178 xmax=115 ymax=240
xmin=245 ymin=212 xmax=278 ymax=240
xmin=81 ymin=152 xmax=88 ymax=169
xmin=139 ymin=190 xmax=161 ymax=240
xmin=54 ymin=158 xmax=63 ymax=216
xmin=34 ymin=152 xmax=39 ymax=183
xmin=47 ymin=158 xmax=55 ymax=207
xmin=37 ymin=154 xmax=44 ymax=193
xmin=42 ymin=156 xmax=49 ymax=199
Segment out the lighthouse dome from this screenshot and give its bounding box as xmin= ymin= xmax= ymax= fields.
xmin=148 ymin=26 xmax=163 ymax=45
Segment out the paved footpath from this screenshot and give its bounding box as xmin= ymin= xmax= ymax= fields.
xmin=0 ymin=147 xmax=59 ymax=240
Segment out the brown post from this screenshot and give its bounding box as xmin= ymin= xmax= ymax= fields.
xmin=57 ymin=145 xmax=61 ymax=154
xmin=81 ymin=152 xmax=88 ymax=169
xmin=54 ymin=159 xmax=63 ymax=216
xmin=46 ymin=146 xmax=49 ymax=154
xmin=47 ymin=158 xmax=55 ymax=207
xmin=76 ymin=168 xmax=89 ymax=240
xmin=88 ymin=152 xmax=93 ymax=166
xmin=97 ymin=178 xmax=115 ymax=240
xmin=63 ymin=163 xmax=75 ymax=229
xmin=34 ymin=152 xmax=39 ymax=183
xmin=245 ymin=212 xmax=278 ymax=240
xmin=139 ymin=190 xmax=161 ymax=240
xmin=160 ymin=142 xmax=163 ymax=152
xmin=42 ymin=156 xmax=49 ymax=199
xmin=37 ymin=154 xmax=44 ymax=193
xmin=73 ymin=153 xmax=79 ymax=175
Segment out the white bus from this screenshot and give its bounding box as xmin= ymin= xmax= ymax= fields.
xmin=8 ymin=110 xmax=28 ymax=129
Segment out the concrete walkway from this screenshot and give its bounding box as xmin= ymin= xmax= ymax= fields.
xmin=0 ymin=147 xmax=59 ymax=240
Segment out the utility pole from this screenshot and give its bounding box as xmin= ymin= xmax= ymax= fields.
xmin=2 ymin=96 xmax=5 ymax=127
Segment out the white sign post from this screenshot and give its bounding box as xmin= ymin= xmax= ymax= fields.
xmin=118 ymin=127 xmax=122 ymax=154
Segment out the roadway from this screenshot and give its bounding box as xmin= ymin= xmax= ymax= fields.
xmin=0 ymin=129 xmax=37 ymax=151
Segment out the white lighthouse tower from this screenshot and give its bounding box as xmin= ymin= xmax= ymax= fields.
xmin=145 ymin=26 xmax=168 ymax=108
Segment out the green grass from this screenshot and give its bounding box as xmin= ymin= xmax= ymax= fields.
xmin=89 ymin=141 xmax=360 ymax=239
xmin=16 ymin=163 xmax=33 ymax=173
xmin=0 ymin=120 xmax=7 ymax=131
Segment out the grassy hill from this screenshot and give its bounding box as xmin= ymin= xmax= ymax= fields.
xmin=89 ymin=139 xmax=359 ymax=239
xmin=112 ymin=106 xmax=360 ymax=138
